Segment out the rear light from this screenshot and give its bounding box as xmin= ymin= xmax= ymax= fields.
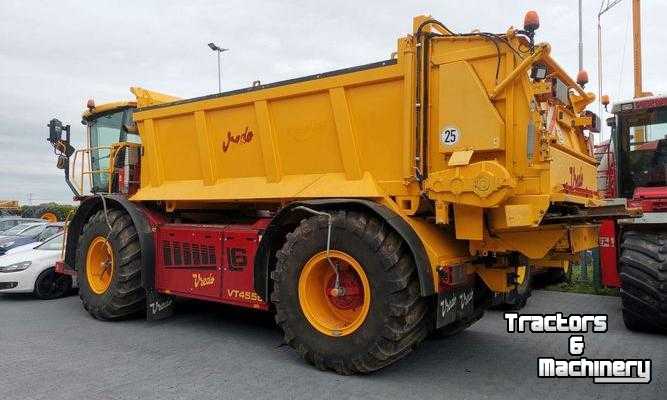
xmin=437 ymin=264 xmax=469 ymax=292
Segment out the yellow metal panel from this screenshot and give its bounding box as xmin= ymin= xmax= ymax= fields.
xmin=139 ymin=119 xmax=163 ymax=187
xmin=207 ymin=104 xmax=264 ymax=180
xmin=130 ymin=87 xmax=180 ymax=108
xmin=470 ymin=228 xmax=566 ymax=259
xmin=437 ymin=61 xmax=504 ymax=153
xmin=567 ymin=225 xmax=599 ymax=253
xmin=153 ymin=114 xmax=202 ymax=182
xmin=400 ymin=37 xmax=416 ymax=180
xmin=194 ymin=111 xmax=215 ymax=186
xmin=503 ymin=204 xmax=535 ymax=227
xmin=448 ymin=150 xmax=473 ymax=167
xmin=487 ymin=195 xmax=550 ymax=230
xmin=397 ymin=211 xmax=471 ymax=289
xmin=548 ymin=147 xmax=597 ymax=193
xmin=254 ymin=100 xmax=282 ymax=183
xmin=345 ymin=79 xmax=405 ymax=183
xmin=271 ymin=92 xmax=343 ymax=176
xmin=329 ymin=87 xmax=363 ymax=180
xmin=453 ymin=204 xmax=483 ymax=241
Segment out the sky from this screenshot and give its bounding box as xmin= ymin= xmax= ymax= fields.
xmin=1 ymin=0 xmax=665 ymax=204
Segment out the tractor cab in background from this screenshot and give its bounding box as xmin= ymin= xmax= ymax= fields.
xmin=598 ymin=94 xmax=667 ymax=332
xmin=611 ymin=96 xmax=667 ymax=204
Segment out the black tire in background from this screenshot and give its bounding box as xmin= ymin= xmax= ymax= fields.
xmin=271 ymin=211 xmax=429 ymax=374
xmin=619 ymin=230 xmax=667 ymax=333
xmin=75 ymin=209 xmax=145 ymax=320
xmin=33 ymin=267 xmax=72 ymax=299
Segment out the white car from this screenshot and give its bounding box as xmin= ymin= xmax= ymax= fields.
xmin=6 ymin=241 xmax=41 ymax=254
xmin=0 ymin=233 xmax=75 ymax=299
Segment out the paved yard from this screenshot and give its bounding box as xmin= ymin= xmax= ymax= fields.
xmin=0 ymin=290 xmax=663 ymax=400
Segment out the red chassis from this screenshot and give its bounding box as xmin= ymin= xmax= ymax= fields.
xmin=56 ymin=209 xmax=271 ymax=311
xmin=598 ymin=186 xmax=667 ymax=287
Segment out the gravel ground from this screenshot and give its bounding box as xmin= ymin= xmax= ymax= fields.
xmin=0 ymin=290 xmax=664 ymax=400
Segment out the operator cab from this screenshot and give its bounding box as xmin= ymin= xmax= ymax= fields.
xmin=82 ymin=101 xmax=139 ymax=193
xmin=47 ymin=100 xmax=141 ymax=197
xmin=610 ymin=96 xmax=667 ymax=200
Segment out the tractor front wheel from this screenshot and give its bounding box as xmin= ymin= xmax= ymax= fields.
xmin=619 ymin=230 xmax=667 ymax=333
xmin=271 ymin=211 xmax=429 ymax=374
xmin=75 ymin=209 xmax=145 ymax=320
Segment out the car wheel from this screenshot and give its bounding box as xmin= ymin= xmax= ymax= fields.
xmin=34 ymin=267 xmax=72 ymax=299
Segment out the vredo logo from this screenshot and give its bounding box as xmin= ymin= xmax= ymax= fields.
xmin=192 ymin=273 xmax=215 ymax=288
xmin=569 ymin=166 xmax=584 ymax=188
xmin=222 ymin=126 xmax=253 ymax=153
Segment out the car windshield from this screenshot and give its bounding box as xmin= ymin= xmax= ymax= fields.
xmin=17 ymin=224 xmax=45 ymax=237
xmin=2 ymin=224 xmax=41 ymax=236
xmin=36 ymin=233 xmax=64 ymax=251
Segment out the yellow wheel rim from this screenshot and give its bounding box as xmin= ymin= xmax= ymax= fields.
xmin=298 ymin=250 xmax=371 ymax=337
xmin=40 ymin=212 xmax=58 ymax=222
xmin=86 ymin=236 xmax=114 ymax=295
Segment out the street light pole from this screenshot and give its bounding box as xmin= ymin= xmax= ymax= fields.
xmin=578 ymin=0 xmax=583 ymax=72
xmin=208 ymin=42 xmax=229 ymax=94
xmin=216 ymin=49 xmax=221 ymax=93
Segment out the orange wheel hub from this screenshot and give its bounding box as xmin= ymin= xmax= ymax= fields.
xmin=298 ymin=250 xmax=371 ymax=337
xmin=86 ymin=236 xmax=114 ymax=295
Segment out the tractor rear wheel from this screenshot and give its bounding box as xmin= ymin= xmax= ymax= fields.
xmin=619 ymin=230 xmax=667 ymax=333
xmin=75 ymin=209 xmax=145 ymax=320
xmin=271 ymin=211 xmax=429 ymax=374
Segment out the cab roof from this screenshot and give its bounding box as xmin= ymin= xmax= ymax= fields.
xmin=81 ymin=87 xmax=180 ymax=120
xmin=611 ymin=94 xmax=667 ymax=114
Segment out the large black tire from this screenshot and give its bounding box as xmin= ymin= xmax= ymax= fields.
xmin=75 ymin=209 xmax=145 ymax=320
xmin=271 ymin=211 xmax=429 ymax=374
xmin=33 ymin=267 xmax=72 ymax=300
xmin=619 ymin=230 xmax=667 ymax=333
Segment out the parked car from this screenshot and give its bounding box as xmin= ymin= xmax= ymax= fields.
xmin=0 ymin=222 xmax=64 ymax=255
xmin=6 ymin=241 xmax=42 ymax=255
xmin=0 ymin=233 xmax=74 ymax=299
xmin=0 ymin=217 xmax=44 ymax=233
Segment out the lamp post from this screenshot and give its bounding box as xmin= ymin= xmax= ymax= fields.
xmin=208 ymin=42 xmax=228 ymax=93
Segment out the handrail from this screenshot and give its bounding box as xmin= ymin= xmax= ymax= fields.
xmin=70 ymin=142 xmax=141 ymax=194
xmin=489 ymin=42 xmax=592 ymax=102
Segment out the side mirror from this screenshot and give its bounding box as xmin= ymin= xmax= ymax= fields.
xmin=47 ymin=118 xmax=75 ymax=157
xmin=123 ymin=122 xmax=138 ymax=134
xmin=47 ymin=118 xmax=64 ymax=143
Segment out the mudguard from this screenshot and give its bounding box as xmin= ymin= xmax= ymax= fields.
xmin=253 ymin=199 xmax=435 ymax=301
xmin=63 ymin=194 xmax=157 ymax=290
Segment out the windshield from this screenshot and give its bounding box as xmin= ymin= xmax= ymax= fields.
xmin=88 ymin=108 xmax=138 ymax=192
xmin=2 ymin=223 xmax=42 ymax=236
xmin=36 ymin=233 xmax=64 ymax=250
xmin=617 ymin=107 xmax=667 ymax=198
xmin=18 ymin=224 xmax=45 ymax=237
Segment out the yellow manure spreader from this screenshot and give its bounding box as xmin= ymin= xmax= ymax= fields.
xmin=47 ymin=13 xmax=625 ymax=373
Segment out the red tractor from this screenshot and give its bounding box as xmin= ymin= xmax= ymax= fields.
xmin=598 ymin=95 xmax=667 ymax=332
